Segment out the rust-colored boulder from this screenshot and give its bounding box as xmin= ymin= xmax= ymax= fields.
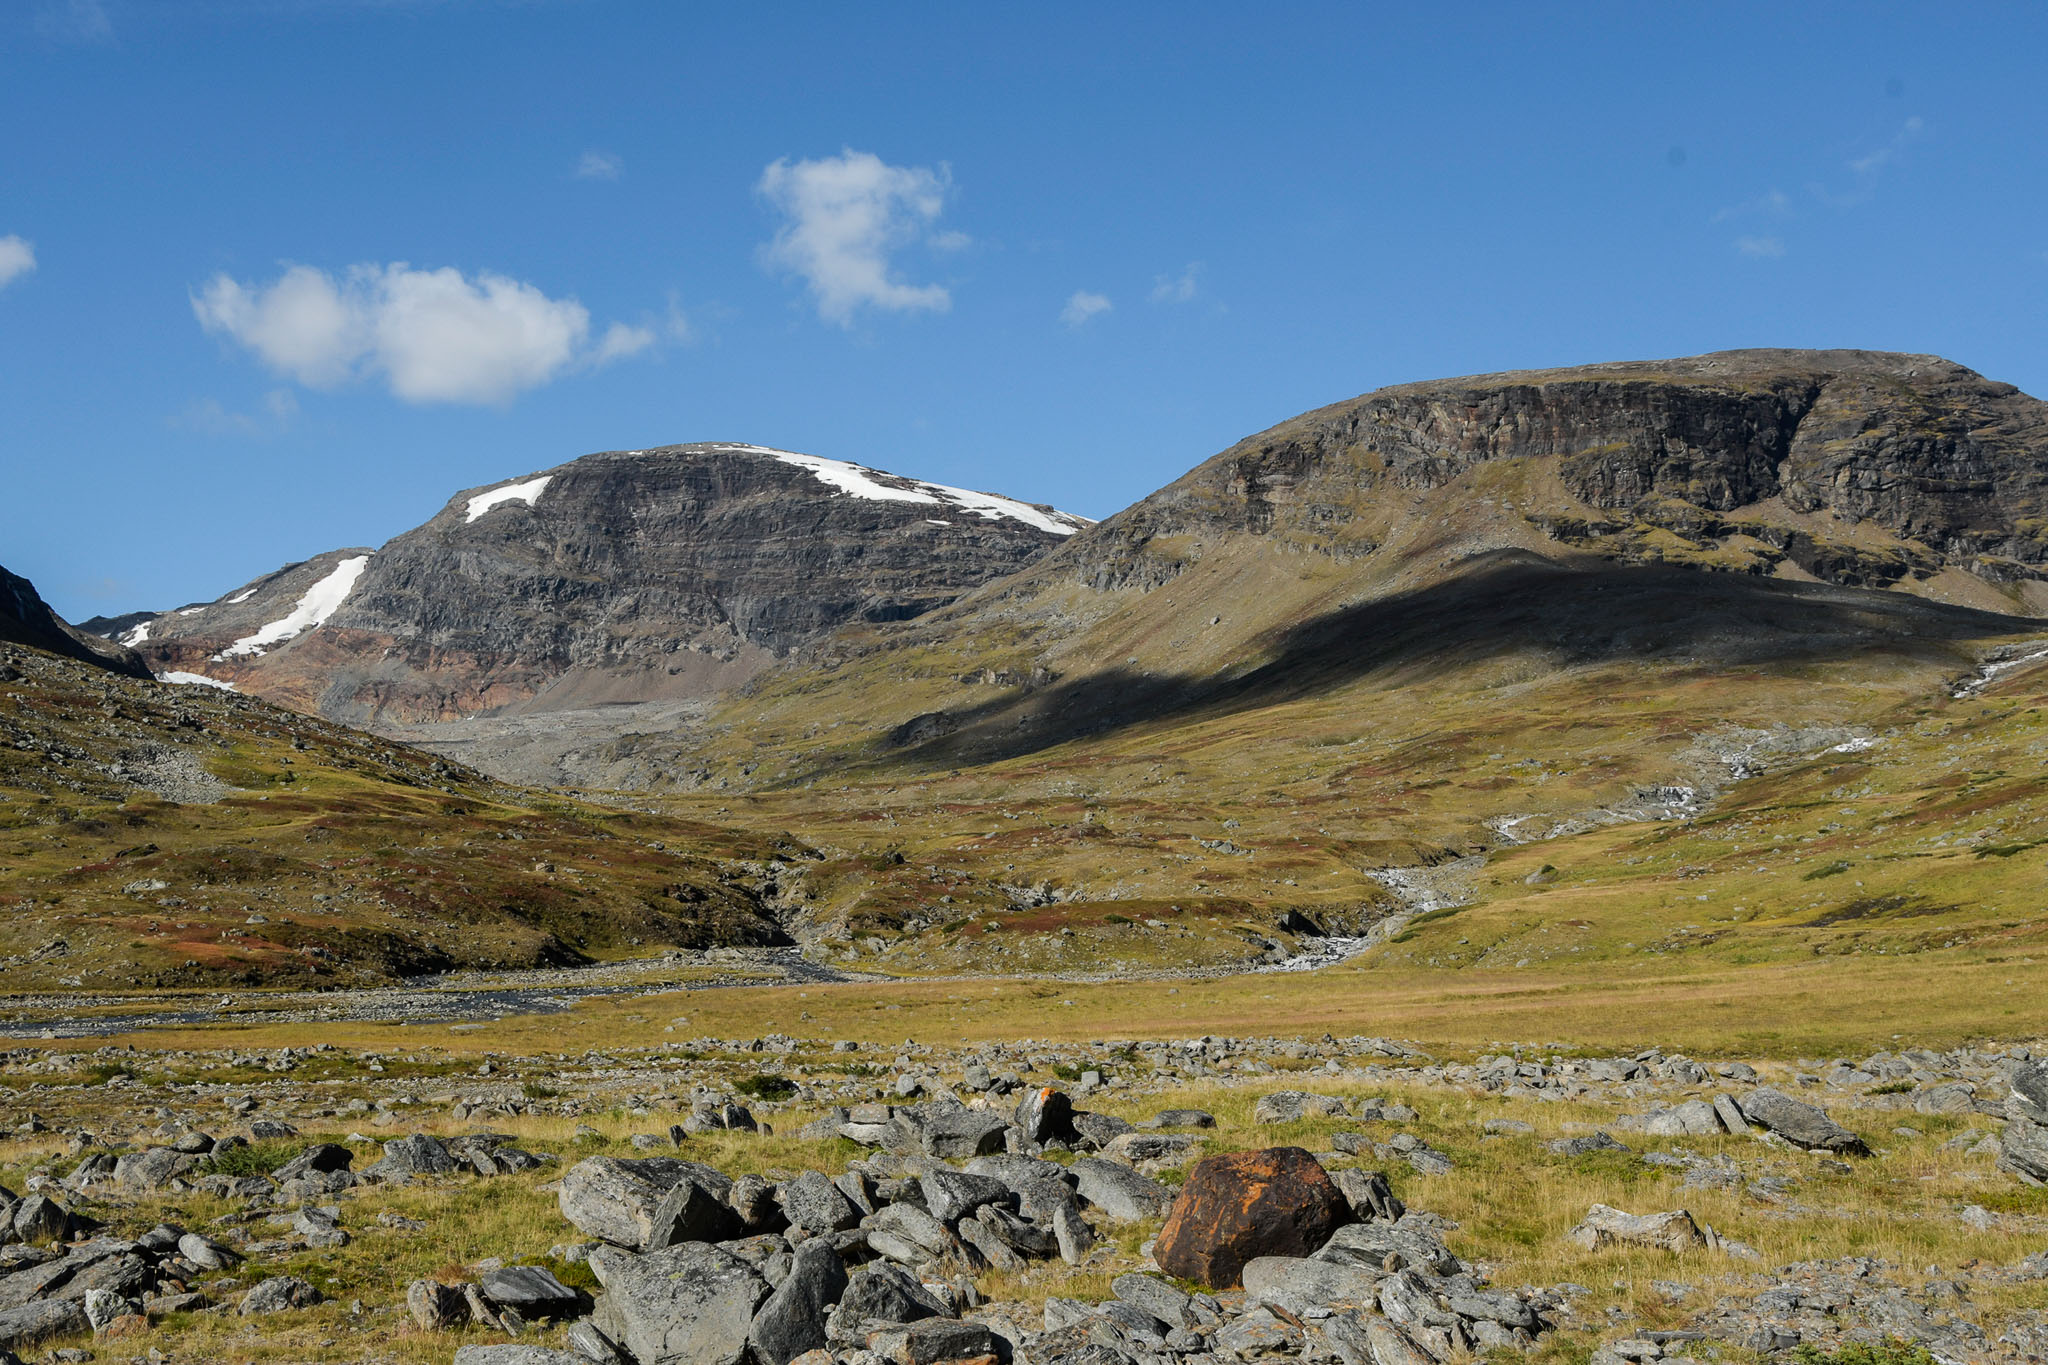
xmin=1153 ymin=1146 xmax=1352 ymax=1289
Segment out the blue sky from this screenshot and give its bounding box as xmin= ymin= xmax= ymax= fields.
xmin=5 ymin=1 xmax=2046 ymax=619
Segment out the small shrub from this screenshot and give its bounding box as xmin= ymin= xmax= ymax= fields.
xmin=1050 ymin=1062 xmax=1084 ymax=1082
xmin=1866 ymin=1080 xmax=1913 ymax=1096
xmin=1791 ymin=1339 xmax=1938 ymax=1365
xmin=735 ymin=1072 xmax=798 ymax=1102
xmin=1802 ymin=860 xmax=1851 ymax=881
xmin=204 ymin=1139 xmax=299 ymax=1177
xmin=522 ymin=1081 xmax=561 ymax=1100
xmin=1104 ymin=914 xmax=1133 ymax=926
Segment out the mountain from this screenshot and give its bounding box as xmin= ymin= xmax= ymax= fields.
xmin=0 ymin=614 xmax=803 ymax=992
xmin=595 ymin=350 xmax=2048 ymax=975
xmin=0 ymin=564 xmax=151 ymax=679
xmin=108 ymin=443 xmax=1090 ymax=751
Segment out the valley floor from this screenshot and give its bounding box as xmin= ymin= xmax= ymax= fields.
xmin=1 ymin=953 xmax=2046 ymax=1364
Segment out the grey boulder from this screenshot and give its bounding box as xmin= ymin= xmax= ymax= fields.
xmin=589 ymin=1242 xmax=769 ymax=1365
xmin=747 ymin=1238 xmax=849 ymax=1365
xmin=558 ymin=1155 xmax=733 ymax=1250
xmin=1070 ymin=1157 xmax=1172 ymax=1221
xmin=239 ymin=1276 xmax=323 ymax=1314
xmin=1736 ymin=1089 xmax=1870 ymax=1155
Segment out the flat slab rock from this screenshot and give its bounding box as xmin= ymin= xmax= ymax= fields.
xmin=1736 ymin=1089 xmax=1870 ymax=1155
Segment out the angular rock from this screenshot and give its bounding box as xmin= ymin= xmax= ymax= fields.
xmin=176 ymin=1232 xmax=239 ymax=1270
xmin=452 ymin=1349 xmax=589 ymax=1365
xmin=779 ymin=1170 xmax=860 ymax=1236
xmin=113 ymin=1146 xmax=198 ymax=1191
xmin=920 ymin=1170 xmax=1013 ymax=1225
xmin=830 ymin=1261 xmax=947 ymax=1335
xmin=1736 ymin=1089 xmax=1869 ymax=1155
xmin=373 ymin=1133 xmax=459 ymax=1176
xmin=1155 ymin=1147 xmax=1351 ymax=1289
xmin=9 ymin=1196 xmax=69 ymax=1245
xmin=407 ymin=1279 xmax=469 ymax=1330
xmin=881 ymin=1318 xmax=999 ymax=1365
xmin=1330 ymin=1168 xmax=1404 ymax=1223
xmin=1241 ymin=1255 xmax=1383 ymax=1314
xmin=1998 ymin=1114 xmax=2048 ymax=1185
xmin=890 ymin=1106 xmax=1011 ymax=1160
xmin=864 ymin=1202 xmax=955 ymax=1265
xmin=1071 ymin=1112 xmax=1135 ymax=1151
xmin=0 ymin=1298 xmax=87 ymax=1353
xmin=1253 ymin=1091 xmax=1348 ymax=1124
xmin=589 ymin=1242 xmax=769 ymax=1365
xmin=1069 ymin=1157 xmax=1171 ymax=1222
xmin=239 ymin=1276 xmax=323 ymax=1314
xmin=1314 ymin=1222 xmax=1463 ymax=1277
xmin=482 ymin=1265 xmax=585 ymax=1318
xmin=1147 ymin=1108 xmax=1216 ymax=1130
xmin=558 ymin=1156 xmax=734 ymax=1250
xmin=647 ymin=1174 xmax=745 ymax=1249
xmin=748 ymin=1240 xmax=849 ymax=1365
xmin=1565 ymin=1204 xmax=1707 ymax=1253
xmin=2012 ymin=1059 xmax=2048 ymax=1125
xmin=1014 ymin=1087 xmax=1076 ymax=1145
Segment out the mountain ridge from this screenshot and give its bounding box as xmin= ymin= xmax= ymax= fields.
xmin=106 ymin=441 xmax=1090 ymax=733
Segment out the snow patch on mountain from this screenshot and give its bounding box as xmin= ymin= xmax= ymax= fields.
xmin=733 ymin=444 xmax=1088 ymax=536
xmin=215 ymin=555 xmax=370 ymax=660
xmin=160 ymin=671 xmax=238 ymax=691
xmin=465 ymin=475 xmax=553 ymax=523
xmin=120 ymin=622 xmax=150 ymax=647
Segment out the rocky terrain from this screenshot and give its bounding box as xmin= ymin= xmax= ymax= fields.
xmin=0 ymin=616 xmax=815 ymax=991
xmin=0 ymin=1025 xmax=2045 ymax=1364
xmin=104 ymin=444 xmax=1087 ymax=761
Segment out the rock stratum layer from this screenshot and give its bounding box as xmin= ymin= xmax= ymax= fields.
xmin=112 ymin=443 xmax=1088 ymax=729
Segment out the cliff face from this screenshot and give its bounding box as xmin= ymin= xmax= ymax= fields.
xmin=1067 ymin=350 xmax=2048 ymax=600
xmin=117 ymin=443 xmax=1088 ymax=727
xmin=0 ymin=565 xmax=151 ymax=678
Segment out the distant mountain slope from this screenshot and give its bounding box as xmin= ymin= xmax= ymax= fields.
xmin=106 ymin=443 xmax=1089 ymax=730
xmin=586 ymin=351 xmax=2048 ymax=974
xmin=0 ymin=636 xmax=800 ymax=991
xmin=0 ymin=564 xmax=151 ymax=679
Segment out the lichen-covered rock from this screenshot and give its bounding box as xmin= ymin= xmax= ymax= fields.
xmin=1565 ymin=1204 xmax=1707 ymax=1254
xmin=1155 ymin=1146 xmax=1351 ymax=1289
xmin=589 ymin=1242 xmax=769 ymax=1365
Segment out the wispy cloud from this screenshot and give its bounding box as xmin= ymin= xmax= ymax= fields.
xmin=192 ymin=261 xmax=653 ymax=405
xmin=1150 ymin=263 xmax=1201 ymax=304
xmin=1712 ymin=116 xmax=1927 ymax=256
xmin=171 ymin=389 xmax=299 ymax=437
xmin=575 ymin=150 xmax=621 ymax=181
xmin=1060 ymin=290 xmax=1112 ymax=328
xmin=0 ymin=236 xmax=36 ymax=290
xmin=1711 ymin=189 xmax=1791 ymax=225
xmin=1849 ymin=115 xmax=1925 ymax=176
xmin=757 ymin=149 xmax=953 ymax=326
xmin=35 ymin=0 xmax=110 ymax=41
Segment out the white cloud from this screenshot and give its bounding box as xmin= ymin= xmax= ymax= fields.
xmin=0 ymin=236 xmax=35 ymax=290
xmin=172 ymin=389 xmax=298 ymax=438
xmin=193 ymin=262 xmax=651 ymax=405
xmin=1735 ymin=235 xmax=1786 ymax=259
xmin=1061 ymin=290 xmax=1112 ymax=328
xmin=1850 ymin=115 xmax=1924 ymax=176
xmin=576 ymin=150 xmax=622 ymax=181
xmin=1150 ymin=263 xmax=1201 ymax=304
xmin=757 ymin=149 xmax=953 ymax=325
xmin=593 ymin=321 xmax=656 ymax=363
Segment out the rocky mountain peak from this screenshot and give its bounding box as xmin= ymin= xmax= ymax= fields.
xmin=110 ymin=441 xmax=1090 ymax=728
